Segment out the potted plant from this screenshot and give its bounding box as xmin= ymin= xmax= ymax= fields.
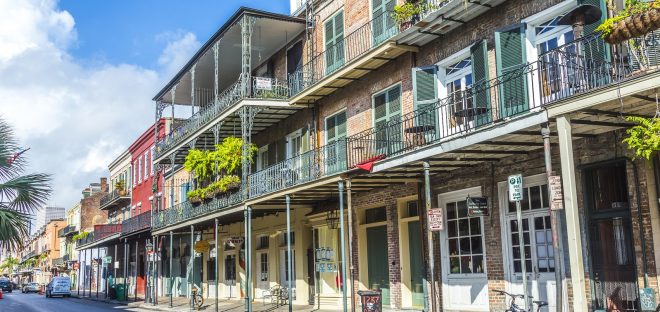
xmin=115 ymin=180 xmax=126 ymax=196
xmin=597 ymin=0 xmax=660 ymax=44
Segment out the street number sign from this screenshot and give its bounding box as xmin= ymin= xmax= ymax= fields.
xmin=508 ymin=174 xmax=523 ymax=202
xmin=427 ymin=208 xmax=444 ymax=231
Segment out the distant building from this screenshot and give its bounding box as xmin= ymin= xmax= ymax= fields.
xmin=30 ymin=206 xmax=65 ymax=235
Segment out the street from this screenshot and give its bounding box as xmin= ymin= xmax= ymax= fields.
xmin=0 ymin=292 xmax=148 ymax=312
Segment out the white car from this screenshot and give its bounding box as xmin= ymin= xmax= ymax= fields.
xmin=45 ymin=277 xmax=71 ymax=298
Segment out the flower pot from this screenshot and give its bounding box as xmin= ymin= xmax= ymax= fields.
xmin=118 ymin=189 xmax=127 ymax=196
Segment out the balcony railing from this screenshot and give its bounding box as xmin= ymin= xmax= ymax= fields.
xmin=347 ymin=62 xmax=541 ymax=166
xmin=153 ymin=187 xmax=244 ymax=230
xmin=249 ymin=140 xmax=347 ymax=198
xmin=100 ymin=189 xmax=130 ymax=209
xmin=121 ymin=212 xmax=151 ymax=235
xmin=537 ymin=30 xmax=660 ymax=106
xmin=288 ymin=10 xmax=399 ymax=97
xmin=155 ymin=76 xmax=290 ymax=160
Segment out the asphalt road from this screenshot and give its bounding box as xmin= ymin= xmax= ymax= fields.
xmin=0 ymin=291 xmax=148 ymax=312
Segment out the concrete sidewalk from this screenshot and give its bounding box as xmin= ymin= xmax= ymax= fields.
xmin=126 ymin=296 xmax=341 ymax=312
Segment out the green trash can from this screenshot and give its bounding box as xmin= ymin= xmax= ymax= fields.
xmin=115 ymin=284 xmax=125 ymax=301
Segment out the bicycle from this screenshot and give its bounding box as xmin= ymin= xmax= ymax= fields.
xmin=191 ymin=284 xmax=204 ymax=310
xmin=494 ymin=289 xmax=548 ymax=312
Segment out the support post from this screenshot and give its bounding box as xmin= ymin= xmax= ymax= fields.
xmin=542 ymin=124 xmax=564 ymax=311
xmin=215 ymin=218 xmax=219 ymax=312
xmin=422 ymin=161 xmax=437 ymax=312
xmin=285 ymin=195 xmax=293 ymax=312
xmin=96 ymin=247 xmax=100 ymax=299
xmin=338 ymin=182 xmax=348 ymax=312
xmin=346 ymin=179 xmax=355 ymax=312
xmin=556 ymin=115 xmax=588 ymax=311
xmin=77 ymin=250 xmax=81 ymax=296
xmin=124 ymin=239 xmax=128 ymax=301
xmin=244 ymin=208 xmax=249 ymax=312
xmin=213 ymin=42 xmax=219 ymax=104
xmin=247 ymin=207 xmax=253 ymax=312
xmin=240 ymin=16 xmax=255 ymax=96
xmin=135 ymin=240 xmax=138 ymax=302
xmin=169 ymin=231 xmax=173 ymax=308
xmin=190 ymin=225 xmax=194 ymax=308
xmin=190 ymin=64 xmax=196 ymax=116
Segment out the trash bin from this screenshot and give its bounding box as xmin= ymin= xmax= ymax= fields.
xmin=357 ymin=290 xmax=382 ymax=312
xmin=114 ymin=284 xmax=125 ymax=301
xmin=108 ymin=285 xmax=116 ymax=299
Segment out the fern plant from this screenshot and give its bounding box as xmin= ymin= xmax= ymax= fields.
xmin=622 ymin=116 xmax=660 ymax=160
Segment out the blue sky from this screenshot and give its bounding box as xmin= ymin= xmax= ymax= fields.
xmin=59 ymin=0 xmax=289 ymax=69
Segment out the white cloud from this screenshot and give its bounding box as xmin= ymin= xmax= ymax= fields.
xmin=0 ymin=0 xmax=188 ymax=207
xmin=157 ymin=31 xmax=200 ymax=78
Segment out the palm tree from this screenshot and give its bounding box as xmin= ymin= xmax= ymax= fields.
xmin=0 ymin=117 xmax=51 ymax=251
xmin=0 ymin=255 xmax=19 ymax=274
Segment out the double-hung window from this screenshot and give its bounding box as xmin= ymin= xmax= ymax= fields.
xmin=144 ymin=151 xmax=149 ymax=179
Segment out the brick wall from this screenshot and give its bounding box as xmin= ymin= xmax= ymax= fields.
xmin=80 ymin=180 xmax=108 ymax=232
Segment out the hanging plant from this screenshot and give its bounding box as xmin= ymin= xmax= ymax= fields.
xmin=622 ymin=116 xmax=660 ymax=160
xmin=392 ymin=0 xmax=442 ymax=26
xmin=597 ymin=0 xmax=660 ymax=44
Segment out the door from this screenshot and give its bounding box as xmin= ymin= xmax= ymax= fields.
xmin=224 ymin=254 xmax=236 ymax=298
xmin=535 ymin=16 xmax=575 ymax=102
xmin=585 ymin=162 xmax=639 ymax=311
xmin=504 ymin=181 xmax=556 ymax=311
xmin=287 ymin=41 xmax=304 ymax=94
xmin=367 ymin=226 xmax=390 ymax=305
xmin=408 ymin=221 xmax=424 ymax=307
xmin=286 ymin=129 xmax=307 ymax=184
xmin=280 ymin=250 xmax=296 ymax=299
xmin=372 ymin=0 xmax=396 ymax=46
xmin=256 ymin=252 xmax=269 ymax=298
xmin=325 ymin=111 xmax=347 ymax=174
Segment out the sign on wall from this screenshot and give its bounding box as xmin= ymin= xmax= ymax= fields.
xmin=254 ymin=77 xmax=273 ymax=90
xmin=102 ymin=256 xmax=112 ymax=265
xmin=467 ymin=196 xmax=489 ymax=217
xmin=508 ymin=174 xmax=523 ymax=202
xmin=549 ymin=175 xmax=563 ymax=210
xmin=427 ymin=208 xmax=444 ymax=231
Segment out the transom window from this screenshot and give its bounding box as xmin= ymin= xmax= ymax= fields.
xmin=446 ymin=200 xmax=485 ymax=274
xmin=365 ymin=207 xmax=387 ymax=224
xmin=446 ymin=58 xmax=472 ymax=76
xmin=507 ymin=184 xmax=549 ymax=213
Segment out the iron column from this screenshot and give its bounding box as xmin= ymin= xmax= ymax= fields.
xmin=215 ymin=218 xmax=219 ymax=312
xmin=338 ymin=181 xmax=348 ymax=312
xmin=422 ymin=161 xmax=437 ymax=311
xmin=346 ymin=179 xmax=355 ymax=312
xmin=169 ymin=231 xmax=173 ymax=308
xmin=285 ymin=195 xmax=293 ymax=312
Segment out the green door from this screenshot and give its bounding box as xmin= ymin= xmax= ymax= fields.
xmin=367 ymin=226 xmax=390 ymax=305
xmin=408 ymin=221 xmax=424 ymax=307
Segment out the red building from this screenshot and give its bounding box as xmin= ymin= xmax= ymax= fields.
xmin=128 ymin=118 xmax=167 ymax=216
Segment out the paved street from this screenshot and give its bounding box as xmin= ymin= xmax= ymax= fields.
xmin=0 ymin=292 xmax=146 ymax=312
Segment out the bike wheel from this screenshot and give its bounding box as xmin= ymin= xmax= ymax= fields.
xmin=195 ymin=294 xmax=204 ymax=308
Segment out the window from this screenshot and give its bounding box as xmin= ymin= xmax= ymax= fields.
xmin=447 ymin=200 xmax=484 ymax=274
xmin=144 ymin=152 xmax=149 ymax=179
xmin=256 ymin=145 xmax=269 ymax=171
xmin=257 ymin=235 xmax=269 ymax=250
xmin=507 ymin=184 xmax=549 ymax=213
xmin=132 ymin=162 xmax=137 ymax=187
xmin=324 ymin=10 xmax=344 ymax=73
xmin=536 ymin=15 xmax=574 ymax=100
xmin=137 ymin=157 xmax=142 ymax=183
xmin=406 ymin=201 xmax=419 ymax=218
xmin=150 ymin=147 xmax=155 ymax=175
xmin=365 ymin=207 xmax=387 ymax=224
xmin=372 ymin=0 xmax=396 ymax=45
xmin=280 ymin=232 xmax=295 ymax=247
xmin=259 ymin=253 xmax=268 ymax=282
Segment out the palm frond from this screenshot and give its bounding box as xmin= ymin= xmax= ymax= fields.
xmin=0 ymin=117 xmax=25 ymax=180
xmin=0 ymin=209 xmax=30 ymax=251
xmin=0 ymin=173 xmax=52 ymax=214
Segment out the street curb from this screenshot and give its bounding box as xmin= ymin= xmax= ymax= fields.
xmin=70 ymin=294 xmax=128 ymax=306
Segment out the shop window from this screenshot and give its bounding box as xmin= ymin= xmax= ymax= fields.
xmin=585 ymin=163 xmax=629 ymax=211
xmin=447 ymin=200 xmax=485 ymax=274
xmin=207 ymin=259 xmax=216 ymax=281
xmin=507 ymin=184 xmax=549 ymax=213
xmin=257 ymin=235 xmax=269 ymax=250
xmin=365 ymin=207 xmax=387 ymax=224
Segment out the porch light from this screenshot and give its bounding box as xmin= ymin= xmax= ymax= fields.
xmin=326 ymin=207 xmax=339 ymax=229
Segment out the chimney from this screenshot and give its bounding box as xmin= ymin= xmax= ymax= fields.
xmin=100 ymin=177 xmax=108 ymax=192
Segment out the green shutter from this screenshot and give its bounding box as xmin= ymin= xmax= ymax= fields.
xmin=372 ymin=0 xmax=395 ymax=45
xmin=580 ymin=0 xmax=611 ymax=75
xmin=412 ymin=66 xmax=438 ymax=137
xmin=470 ymin=40 xmax=492 ymax=126
xmin=325 ymin=11 xmax=344 ymax=73
xmin=374 ymin=86 xmax=402 ymax=155
xmin=268 ymin=144 xmax=276 ymax=166
xmin=302 ymin=126 xmax=310 ymax=152
xmin=325 ymin=111 xmax=347 ymax=174
xmin=495 ymin=23 xmax=528 ymax=117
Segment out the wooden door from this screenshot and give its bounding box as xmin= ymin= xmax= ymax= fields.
xmin=408 ymin=221 xmax=424 ymax=307
xmin=367 ymin=226 xmax=390 ymax=305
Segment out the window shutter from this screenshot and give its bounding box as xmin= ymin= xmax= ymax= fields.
xmin=326 ymin=116 xmax=336 ymax=143
xmin=495 ymin=23 xmax=528 ymax=117
xmin=470 ymin=40 xmax=492 ymax=126
xmin=302 ymin=126 xmax=310 ymax=152
xmin=387 ymin=86 xmax=401 ymax=117
xmin=334 ymin=11 xmax=345 ymax=69
xmin=277 ymin=138 xmax=287 ymax=163
xmin=412 ymin=66 xmax=438 ymax=131
xmin=336 ymin=111 xmax=347 ymax=138
xmin=374 ymin=93 xmax=388 ymax=128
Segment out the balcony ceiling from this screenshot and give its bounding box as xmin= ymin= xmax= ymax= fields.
xmin=394 ymin=0 xmax=507 ymax=46
xmin=155 ymin=10 xmax=305 ymax=105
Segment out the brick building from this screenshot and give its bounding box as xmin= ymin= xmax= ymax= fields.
xmin=146 ymin=1 xmax=660 ymax=311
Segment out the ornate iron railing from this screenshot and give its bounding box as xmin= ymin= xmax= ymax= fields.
xmin=153 ymin=187 xmax=244 ymax=230
xmin=76 ymin=232 xmax=95 ymax=247
xmin=155 ymin=76 xmax=291 ymax=160
xmin=346 ymin=62 xmax=541 ymax=167
xmin=58 ymin=225 xmax=78 ymax=237
xmin=537 ymin=30 xmax=660 ymax=106
xmin=100 ymin=188 xmax=130 ymax=209
xmin=121 ymin=212 xmax=151 ymax=235
xmin=52 ymin=257 xmax=65 ymax=266
xmin=93 ymin=224 xmax=122 ymax=241
xmin=249 ymin=140 xmax=347 ymax=198
xmin=63 ymin=254 xmax=70 ymax=262
xmin=288 ymin=10 xmax=399 ymax=97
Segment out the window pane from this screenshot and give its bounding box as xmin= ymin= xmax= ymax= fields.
xmin=459 ymin=237 xmax=471 ymax=255
xmin=446 ymin=202 xmax=456 ymax=220
xmin=469 ymin=218 xmax=481 ymax=235
xmin=460 ymin=256 xmax=472 ymax=273
xmin=457 ymin=201 xmax=468 ymax=218
xmin=472 ymin=255 xmax=484 ymax=273
xmin=471 ymin=236 xmax=482 ymax=253
xmin=530 ymin=186 xmax=541 ymax=210
xmin=448 ymin=220 xmax=458 ymax=238
xmin=448 ymin=239 xmax=458 ymax=255
xmin=458 ymin=219 xmax=469 ymax=236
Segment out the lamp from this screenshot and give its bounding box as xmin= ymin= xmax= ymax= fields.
xmin=326 ymin=207 xmax=339 ymax=229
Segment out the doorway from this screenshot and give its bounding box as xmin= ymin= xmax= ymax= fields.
xmin=224 ymin=253 xmax=236 ymax=298
xmin=366 ymin=225 xmax=390 ymax=305
xmin=407 ymin=221 xmax=424 ymax=307
xmin=585 ymin=161 xmax=639 ymax=311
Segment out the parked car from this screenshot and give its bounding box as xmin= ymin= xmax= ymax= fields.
xmin=22 ymin=282 xmax=40 ymax=293
xmin=0 ymin=279 xmax=12 ymax=293
xmin=45 ymin=277 xmax=70 ymax=298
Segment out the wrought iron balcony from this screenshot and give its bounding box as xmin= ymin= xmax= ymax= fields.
xmin=249 ymin=140 xmax=348 ymax=198
xmin=52 ymin=257 xmax=65 ymax=267
xmin=58 ymin=225 xmax=78 ymax=238
xmin=153 ymin=187 xmax=244 ymax=230
xmin=155 ymin=76 xmax=290 ymax=161
xmin=62 ymin=254 xmax=70 ymax=262
xmin=288 ymin=10 xmax=399 ymax=97
xmin=121 ymin=212 xmax=151 ymax=236
xmin=536 ymin=31 xmax=660 ymax=106
xmin=100 ymin=188 xmax=131 ymax=210
xmin=94 ymin=224 xmax=122 ymax=241
xmin=76 ymin=232 xmax=94 ymax=247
